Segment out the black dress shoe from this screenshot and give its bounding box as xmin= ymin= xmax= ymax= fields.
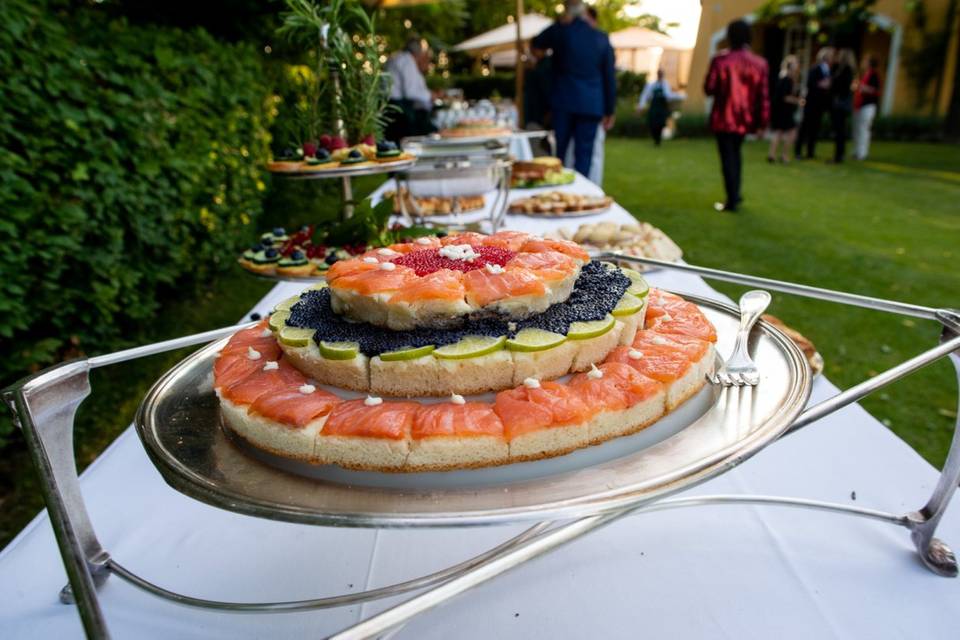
xmin=713 ymin=201 xmax=737 ymax=213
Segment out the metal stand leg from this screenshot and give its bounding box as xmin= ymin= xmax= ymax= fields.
xmin=3 ymin=362 xmax=111 ymax=638
xmin=907 ymin=313 xmax=960 ymax=576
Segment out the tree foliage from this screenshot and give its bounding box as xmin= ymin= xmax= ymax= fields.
xmin=0 ymin=0 xmax=273 ymax=439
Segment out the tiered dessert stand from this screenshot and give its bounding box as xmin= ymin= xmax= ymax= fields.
xmin=4 ymin=257 xmax=960 ymax=639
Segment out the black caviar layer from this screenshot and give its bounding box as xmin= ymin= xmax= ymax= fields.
xmin=285 ymin=261 xmax=631 ymax=357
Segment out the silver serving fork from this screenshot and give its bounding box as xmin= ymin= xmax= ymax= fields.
xmin=709 ymin=290 xmax=772 ymax=387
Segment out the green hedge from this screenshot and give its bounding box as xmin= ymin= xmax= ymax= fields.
xmin=0 ymin=1 xmax=273 ymax=436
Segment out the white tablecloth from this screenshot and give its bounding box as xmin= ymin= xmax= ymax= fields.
xmin=2 ymin=174 xmax=958 ymax=639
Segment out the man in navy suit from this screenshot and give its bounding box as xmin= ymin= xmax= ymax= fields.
xmin=532 ymin=0 xmax=617 ymax=178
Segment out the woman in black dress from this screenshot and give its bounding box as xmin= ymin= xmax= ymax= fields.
xmin=768 ymin=55 xmax=802 ymax=163
xmin=829 ymin=48 xmax=857 ymax=163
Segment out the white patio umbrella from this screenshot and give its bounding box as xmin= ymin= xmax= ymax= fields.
xmin=452 ymin=12 xmax=554 ymax=127
xmin=451 ymin=13 xmax=553 ymax=54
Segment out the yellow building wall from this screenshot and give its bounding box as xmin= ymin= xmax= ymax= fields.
xmin=686 ymin=0 xmax=958 ymax=117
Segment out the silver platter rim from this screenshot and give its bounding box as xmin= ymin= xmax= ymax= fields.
xmin=508 ymin=205 xmax=612 ymax=219
xmin=270 ymin=157 xmax=417 ymax=180
xmin=134 ymin=293 xmax=811 ymax=528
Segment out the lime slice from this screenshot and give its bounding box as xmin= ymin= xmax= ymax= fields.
xmin=278 ymin=326 xmax=315 ymax=347
xmin=567 ymin=314 xmax=616 ymax=340
xmin=611 ymin=293 xmax=644 ymax=317
xmin=319 ymin=340 xmax=359 ymax=360
xmin=620 ymin=267 xmax=650 ymax=297
xmin=506 ymin=328 xmax=566 ymax=352
xmin=379 ymin=344 xmax=435 ymax=362
xmin=274 ymin=295 xmax=302 ymax=313
xmin=434 ymin=335 xmax=506 ymax=360
xmin=268 ymin=310 xmax=290 ymax=333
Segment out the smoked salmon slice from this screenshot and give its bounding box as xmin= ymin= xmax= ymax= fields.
xmin=604 ymin=345 xmax=692 ymax=383
xmin=214 ymin=354 xmax=266 ymax=390
xmin=481 ymin=230 xmax=531 ymax=252
xmin=250 ymin=387 xmax=340 ymax=428
xmin=520 ymin=238 xmax=590 ymax=264
xmin=440 ymin=232 xmax=487 ymax=246
xmin=463 ymin=266 xmax=546 ymax=307
xmin=569 ymin=362 xmax=662 ymax=412
xmin=646 ymin=304 xmax=717 ymax=342
xmin=329 ymin=264 xmax=416 ymax=295
xmin=322 ymin=399 xmax=419 ymax=440
xmin=326 ymin=259 xmax=378 ymax=282
xmin=494 ymin=381 xmax=593 ymax=440
xmin=389 ymin=268 xmax=465 ymax=303
xmin=412 ymin=402 xmax=505 ymax=439
xmin=506 ymin=250 xmax=577 ymax=281
xmin=633 ymin=330 xmax=711 ymax=360
xmin=222 ymin=359 xmax=306 ymax=405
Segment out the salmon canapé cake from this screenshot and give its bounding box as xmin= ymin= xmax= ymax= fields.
xmin=215 ymin=261 xmax=717 ymax=472
xmin=325 ymin=231 xmax=589 ymax=331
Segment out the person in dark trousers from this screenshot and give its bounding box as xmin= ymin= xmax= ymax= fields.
xmin=703 ymin=19 xmax=769 ymax=213
xmin=794 ymin=47 xmax=833 ymax=159
xmin=828 ymin=48 xmax=857 ymax=163
xmin=637 ymin=69 xmax=682 ymax=146
xmin=531 ymin=0 xmax=616 ymax=178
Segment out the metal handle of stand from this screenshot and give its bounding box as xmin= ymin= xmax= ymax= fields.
xmin=5 ymin=259 xmax=960 ymax=639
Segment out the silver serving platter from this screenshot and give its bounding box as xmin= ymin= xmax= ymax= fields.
xmin=509 ymin=204 xmax=612 ymax=219
xmin=271 ymin=157 xmax=417 ymax=180
xmin=135 ymin=294 xmax=810 ymax=528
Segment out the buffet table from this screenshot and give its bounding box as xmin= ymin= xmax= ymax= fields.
xmin=1 ymin=173 xmax=958 ymax=639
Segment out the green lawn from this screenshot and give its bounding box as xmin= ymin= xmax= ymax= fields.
xmin=1 ymin=139 xmax=957 ymax=550
xmin=604 ymin=137 xmax=959 ymax=467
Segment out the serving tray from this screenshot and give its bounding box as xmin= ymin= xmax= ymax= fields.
xmin=134 ymin=293 xmax=811 ymax=528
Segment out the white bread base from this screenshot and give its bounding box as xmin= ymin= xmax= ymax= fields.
xmin=407 ymin=436 xmax=509 ymax=471
xmin=508 ymin=419 xmax=594 ymax=462
xmin=510 ymin=341 xmax=577 ymax=385
xmin=571 ymin=322 xmax=624 ymax=371
xmin=586 ymin=388 xmax=666 ymax=445
xmin=370 ymin=355 xmax=441 ymax=397
xmin=219 ymin=396 xmax=322 ymax=461
xmin=315 ymin=435 xmax=410 ymax=471
xmin=437 ymin=350 xmax=515 ymax=395
xmin=666 ymin=344 xmax=715 ymax=410
xmin=616 ymin=297 xmax=648 ymax=346
xmin=281 ymin=342 xmax=370 ymax=392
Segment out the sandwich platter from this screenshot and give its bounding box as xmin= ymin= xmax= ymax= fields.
xmin=135 ymin=291 xmax=810 ymax=527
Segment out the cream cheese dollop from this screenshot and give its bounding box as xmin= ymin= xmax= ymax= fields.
xmin=260 ymin=328 xmax=273 ymax=338
xmin=263 ymin=360 xmax=279 ymax=371
xmin=247 ymin=346 xmax=262 ymax=360
xmin=377 ymin=248 xmax=399 ymax=256
xmin=523 ymin=377 xmax=541 ymax=389
xmin=363 ymin=256 xmax=379 ymax=264
xmin=587 ymin=364 xmax=604 ymax=379
xmin=484 ymin=263 xmax=506 ymax=274
xmin=299 ymin=383 xmax=316 ymax=394
xmin=628 ymin=349 xmax=643 ymax=360
xmin=416 ymin=236 xmax=433 ymax=245
xmin=379 ymin=261 xmax=397 ymax=271
xmin=649 ymin=335 xmax=673 ymax=346
xmin=449 ymin=393 xmax=466 ymax=405
xmin=438 ymin=244 xmax=478 ymax=262
xmin=364 ymin=395 xmax=384 ymax=406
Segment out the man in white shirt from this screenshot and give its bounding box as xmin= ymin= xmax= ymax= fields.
xmin=636 ymin=69 xmax=684 ymax=146
xmin=385 ymin=37 xmax=434 ymax=141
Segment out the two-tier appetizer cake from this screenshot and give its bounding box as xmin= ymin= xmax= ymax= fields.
xmin=214 ymin=231 xmax=717 ymax=472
